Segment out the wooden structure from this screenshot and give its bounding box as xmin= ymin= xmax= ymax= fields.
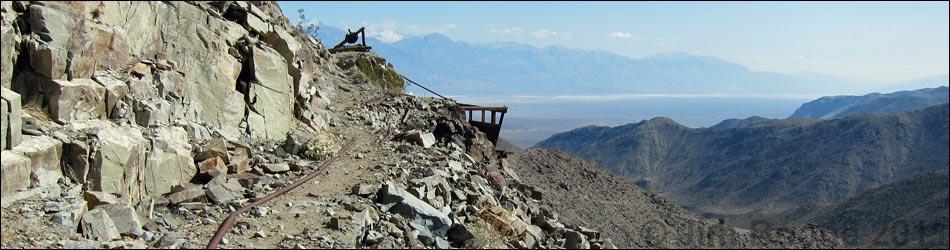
xmin=329 ymin=27 xmax=372 ymax=53
xmin=459 ymin=103 xmax=508 ymax=144
xmin=329 ymin=45 xmax=372 ymax=53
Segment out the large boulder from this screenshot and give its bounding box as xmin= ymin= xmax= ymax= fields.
xmin=98 ymin=203 xmax=146 ymax=237
xmin=144 ymin=127 xmax=196 ymax=196
xmin=89 ymin=125 xmax=148 ymax=205
xmin=11 ymin=135 xmax=64 ymax=188
xmin=26 ymin=4 xmax=78 ymax=80
xmin=1 ymin=87 xmax=21 ymax=149
xmin=81 ymin=208 xmax=121 ymax=241
xmin=45 ymin=79 xmax=107 ymax=122
xmin=1 ymin=151 xmax=31 ymax=195
xmin=264 ymin=28 xmax=300 ymax=64
xmin=378 ymin=183 xmax=453 ymax=237
xmin=91 ymin=75 xmax=129 ymax=117
xmin=0 ymin=26 xmax=17 ymax=89
xmin=247 ymin=46 xmax=294 ymax=141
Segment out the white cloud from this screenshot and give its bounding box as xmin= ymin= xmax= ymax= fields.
xmin=607 ymin=32 xmax=634 ymax=39
xmin=362 ymin=21 xmax=406 ymax=42
xmin=377 ymin=29 xmax=404 ymax=43
xmin=408 ymin=23 xmax=458 ymax=34
xmin=489 ymin=25 xmax=525 ymax=36
xmin=532 ymin=29 xmax=573 ymax=39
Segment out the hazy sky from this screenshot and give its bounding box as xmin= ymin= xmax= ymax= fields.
xmin=278 ymin=1 xmax=949 ymax=84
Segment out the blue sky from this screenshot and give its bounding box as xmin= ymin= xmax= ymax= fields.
xmin=278 ymin=1 xmax=949 ymax=84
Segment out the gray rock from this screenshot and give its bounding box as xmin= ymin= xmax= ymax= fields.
xmin=45 ymin=79 xmax=107 ymax=122
xmin=92 ymin=75 xmax=129 ymax=116
xmin=156 ymin=232 xmax=185 ymax=248
xmin=351 ymin=183 xmax=377 ymax=197
xmin=206 ymin=180 xmax=243 ymax=205
xmin=133 ymin=99 xmax=172 ymax=127
xmin=1 ymin=87 xmax=21 ymax=149
xmin=396 ymin=144 xmax=413 ymax=153
xmin=262 ymin=163 xmax=290 ymax=173
xmin=327 ymin=217 xmax=346 ymax=231
xmin=363 ymin=230 xmax=384 ymax=245
xmin=51 ymin=199 xmax=87 ymax=235
xmin=194 ymin=138 xmax=229 ymax=164
xmin=63 ymin=240 xmax=101 ymax=249
xmin=11 ymin=135 xmax=63 ymax=188
xmin=564 ymin=230 xmax=590 ymax=249
xmin=25 ymin=5 xmax=77 ymax=79
xmin=81 ymin=208 xmax=121 ymax=241
xmin=0 ymin=151 xmax=31 ymax=195
xmin=247 ymin=47 xmax=293 ymax=141
xmin=378 ymin=183 xmax=453 ymax=237
xmin=251 ymin=206 xmax=269 ymax=217
xmin=167 ymin=186 xmax=206 ymax=204
xmin=62 ymin=140 xmax=92 ymax=184
xmin=284 ymin=131 xmax=311 ymax=155
xmin=253 ymin=230 xmax=267 ymax=238
xmin=89 ymin=125 xmax=148 ymax=205
xmin=406 ymin=130 xmax=436 ymax=148
xmin=98 ymin=203 xmax=146 ymax=236
xmin=0 ymin=27 xmax=16 ymax=89
xmin=145 ymin=127 xmax=197 ymax=196
xmin=435 ymin=237 xmax=451 ymax=249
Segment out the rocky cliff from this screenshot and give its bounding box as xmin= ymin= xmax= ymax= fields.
xmin=0 ymin=1 xmax=611 ymax=249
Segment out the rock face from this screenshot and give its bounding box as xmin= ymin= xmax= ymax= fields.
xmin=11 ymin=135 xmax=63 ymax=188
xmin=144 ymin=127 xmax=196 ymax=196
xmin=45 ymin=79 xmax=107 ymax=122
xmin=247 ymin=46 xmax=294 ymax=141
xmin=1 ymin=87 xmax=21 ymax=149
xmin=1 ymin=151 xmax=31 ymax=194
xmin=89 ymin=125 xmax=148 ymax=205
xmin=7 ymin=1 xmax=341 ymax=144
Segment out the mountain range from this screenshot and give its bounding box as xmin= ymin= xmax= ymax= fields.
xmin=535 ymin=104 xmax=949 ymax=217
xmin=315 ymin=26 xmax=872 ymax=96
xmin=789 ymin=86 xmax=949 ymax=119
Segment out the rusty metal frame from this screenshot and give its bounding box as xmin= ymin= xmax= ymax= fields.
xmin=458 ymin=103 xmax=508 ymax=144
xmin=207 ymin=138 xmax=358 ymax=249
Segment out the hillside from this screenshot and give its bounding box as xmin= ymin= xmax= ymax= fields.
xmin=789 ymin=86 xmax=949 ymax=119
xmin=507 ymin=148 xmax=845 ymax=248
xmin=764 ymin=172 xmax=949 ymax=248
xmin=536 ymin=104 xmax=950 ymax=217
